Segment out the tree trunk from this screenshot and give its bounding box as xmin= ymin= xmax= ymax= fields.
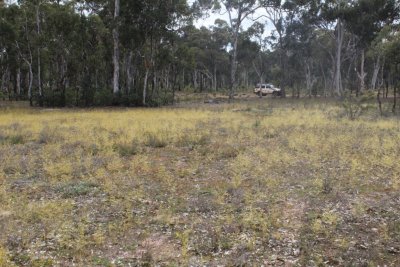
xmin=357 ymin=49 xmax=366 ymax=95
xmin=36 ymin=4 xmax=43 ymax=105
xmin=385 ymin=72 xmax=390 ymax=98
xmin=126 ymin=50 xmax=133 ymax=95
xmin=152 ymin=70 xmax=157 ymax=98
xmin=320 ymin=62 xmax=327 ymax=97
xmin=172 ymin=66 xmax=178 ymax=105
xmin=297 ymin=84 xmax=300 ymax=98
xmin=193 ymin=70 xmax=198 ymax=91
xmin=230 ymin=32 xmax=239 ymax=100
xmin=393 ymin=65 xmax=398 ymax=113
xmin=143 ymin=68 xmax=149 ymax=106
xmin=112 ymin=0 xmax=120 ymax=95
xmin=377 ymin=85 xmax=382 ymax=116
xmin=333 ymin=18 xmax=344 ymax=97
xmin=305 ymin=61 xmax=317 ymax=98
xmin=306 ymin=62 xmax=312 ymax=97
xmin=252 ymin=61 xmax=264 ymax=86
xmin=213 ymin=64 xmax=217 ymax=91
xmin=165 ymin=65 xmax=170 ymax=91
xmin=28 ymin=63 xmax=33 ymax=105
xmin=292 ymin=85 xmax=295 ymax=98
xmin=392 ymin=85 xmax=396 ymax=114
xmin=371 ymin=54 xmax=380 ymax=90
xmin=6 ymin=71 xmax=11 ymax=100
xmin=279 ymin=41 xmax=286 ymax=98
xmin=0 ymin=68 xmax=8 ymax=100
xmin=60 ymin=57 xmax=67 ymax=106
xmin=16 ymin=67 xmax=21 ymax=99
xmin=181 ymin=68 xmax=185 ymax=91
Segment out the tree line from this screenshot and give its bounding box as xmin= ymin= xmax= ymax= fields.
xmin=0 ymin=0 xmax=399 ymax=107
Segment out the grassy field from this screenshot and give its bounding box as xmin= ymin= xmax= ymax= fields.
xmin=0 ymin=99 xmax=399 ymax=266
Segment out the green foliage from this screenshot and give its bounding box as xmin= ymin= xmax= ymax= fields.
xmin=0 ymin=0 xmax=398 ymax=105
xmin=93 ymin=88 xmax=114 ymax=106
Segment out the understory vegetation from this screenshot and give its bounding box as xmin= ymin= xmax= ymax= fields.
xmin=0 ymin=99 xmax=399 ymax=266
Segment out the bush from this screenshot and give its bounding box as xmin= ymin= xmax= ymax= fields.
xmin=56 ymin=181 xmax=98 ymax=198
xmin=0 ymin=132 xmax=25 ymax=145
xmin=38 ymin=126 xmax=63 ymax=144
xmin=8 ymin=135 xmax=24 ymax=145
xmin=146 ymin=93 xmax=174 ymax=107
xmin=145 ymin=132 xmax=169 ymax=148
xmin=113 ymin=140 xmax=141 ymax=156
xmin=342 ymin=91 xmax=376 ymax=120
xmin=216 ymin=144 xmax=239 ymax=159
xmin=176 ymin=132 xmax=209 ymax=148
xmin=93 ymin=88 xmax=114 ymax=106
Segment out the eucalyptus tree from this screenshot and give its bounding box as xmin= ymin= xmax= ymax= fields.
xmin=185 ymin=23 xmax=231 ymax=91
xmin=210 ymin=19 xmax=231 ymax=89
xmin=377 ymin=24 xmax=400 ymax=112
xmin=135 ymin=0 xmax=190 ymax=105
xmin=308 ymin=0 xmax=348 ymax=96
xmin=197 ymin=0 xmax=264 ymax=99
xmin=112 ymin=0 xmax=119 ymax=95
xmin=246 ymin=22 xmax=267 ymax=87
xmin=284 ymin=10 xmax=320 ymax=97
xmin=4 ymin=2 xmax=36 ymax=103
xmin=344 ymin=0 xmax=399 ymax=93
xmin=0 ymin=4 xmax=18 ymax=100
xmin=15 ymin=0 xmax=49 ymax=105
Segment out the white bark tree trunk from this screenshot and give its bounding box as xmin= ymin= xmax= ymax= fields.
xmin=357 ymin=49 xmax=367 ymax=93
xmin=371 ymin=54 xmax=381 ymax=90
xmin=16 ymin=67 xmax=21 ymax=97
xmin=230 ymin=32 xmax=239 ymax=99
xmin=305 ymin=61 xmax=317 ymax=97
xmin=112 ymin=0 xmax=120 ymax=94
xmin=126 ymin=51 xmax=133 ymax=94
xmin=143 ymin=68 xmax=149 ymax=106
xmin=193 ymin=70 xmax=198 ymax=90
xmin=36 ymin=4 xmax=42 ymax=100
xmin=333 ymin=18 xmax=344 ymax=97
xmin=213 ymin=64 xmax=217 ymax=91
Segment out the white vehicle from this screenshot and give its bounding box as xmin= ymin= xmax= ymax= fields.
xmin=254 ymin=83 xmax=281 ymax=96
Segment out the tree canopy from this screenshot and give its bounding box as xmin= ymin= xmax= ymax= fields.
xmin=0 ymin=0 xmax=399 ymax=106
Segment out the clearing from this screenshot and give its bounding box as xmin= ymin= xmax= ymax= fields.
xmin=0 ymin=99 xmax=399 ymax=266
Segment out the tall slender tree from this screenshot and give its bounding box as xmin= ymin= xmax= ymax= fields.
xmin=112 ymin=0 xmax=120 ymax=95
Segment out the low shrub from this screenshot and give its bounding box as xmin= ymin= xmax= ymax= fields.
xmin=56 ymin=181 xmax=99 ymax=198
xmin=8 ymin=135 xmax=25 ymax=145
xmin=176 ymin=132 xmax=209 ymax=148
xmin=145 ymin=132 xmax=169 ymax=148
xmin=38 ymin=126 xmax=63 ymax=144
xmin=113 ymin=140 xmax=141 ymax=156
